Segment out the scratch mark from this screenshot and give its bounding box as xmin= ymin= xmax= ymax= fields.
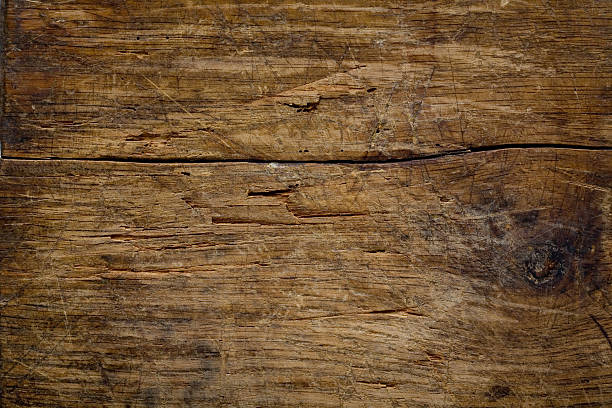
xmin=6 ymin=358 xmax=53 ymax=381
xmin=564 ymin=180 xmax=609 ymax=192
xmin=56 ymin=276 xmax=72 ymax=339
xmin=447 ymin=49 xmax=465 ymax=144
xmin=140 ymin=75 xmax=242 ymax=155
xmin=369 ymin=82 xmax=399 ymax=148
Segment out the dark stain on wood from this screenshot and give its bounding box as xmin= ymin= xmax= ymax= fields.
xmin=486 ymin=384 xmax=512 ymax=402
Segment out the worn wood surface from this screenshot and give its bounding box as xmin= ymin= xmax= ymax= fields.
xmin=1 ymin=149 xmax=612 ymax=406
xmin=2 ymin=0 xmax=612 ymax=407
xmin=2 ymin=0 xmax=611 ymax=160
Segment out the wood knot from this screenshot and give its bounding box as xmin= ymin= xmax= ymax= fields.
xmin=523 ymin=241 xmax=571 ymax=287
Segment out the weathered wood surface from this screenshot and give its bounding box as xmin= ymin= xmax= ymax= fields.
xmin=1 ymin=149 xmax=611 ymax=406
xmin=2 ymin=0 xmax=611 ymax=160
xmin=2 ymin=0 xmax=612 ymax=406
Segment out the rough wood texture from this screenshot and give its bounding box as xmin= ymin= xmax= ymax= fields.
xmin=2 ymin=0 xmax=611 ymax=160
xmin=1 ymin=149 xmax=611 ymax=406
xmin=2 ymin=0 xmax=612 ymax=406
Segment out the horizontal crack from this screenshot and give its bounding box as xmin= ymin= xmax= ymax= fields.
xmin=288 ymin=308 xmax=424 ymax=321
xmin=0 ymin=144 xmax=610 ymax=165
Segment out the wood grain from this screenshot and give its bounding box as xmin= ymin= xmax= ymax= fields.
xmin=2 ymin=0 xmax=611 ymax=160
xmin=2 ymin=0 xmax=612 ymax=406
xmin=1 ymin=149 xmax=611 ymax=406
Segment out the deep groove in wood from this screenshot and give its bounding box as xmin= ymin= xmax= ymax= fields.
xmin=1 ymin=144 xmax=611 ymax=165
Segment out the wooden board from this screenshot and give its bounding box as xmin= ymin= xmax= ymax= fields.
xmin=2 ymin=0 xmax=611 ymax=160
xmin=2 ymin=0 xmax=612 ymax=406
xmin=1 ymin=149 xmax=611 ymax=406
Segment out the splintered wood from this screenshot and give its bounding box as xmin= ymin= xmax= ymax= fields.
xmin=1 ymin=0 xmax=611 ymax=407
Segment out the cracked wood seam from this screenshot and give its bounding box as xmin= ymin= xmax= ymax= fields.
xmin=1 ymin=0 xmax=611 ymax=161
xmin=1 ymin=149 xmax=611 ymax=407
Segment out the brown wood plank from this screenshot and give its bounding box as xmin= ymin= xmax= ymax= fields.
xmin=2 ymin=1 xmax=611 ymax=160
xmin=1 ymin=149 xmax=611 ymax=406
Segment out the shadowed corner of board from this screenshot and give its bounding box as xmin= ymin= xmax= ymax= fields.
xmin=0 ymin=118 xmax=34 ymax=153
